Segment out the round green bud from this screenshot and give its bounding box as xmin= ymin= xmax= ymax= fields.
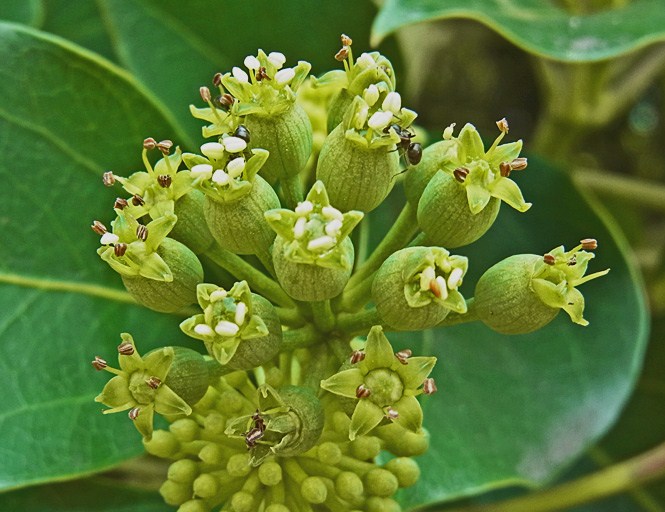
xmin=474 ymin=254 xmax=559 ymax=334
xmin=122 ymin=237 xmax=203 ymax=313
xmin=244 ymin=103 xmax=313 ymax=183
xmin=226 ymin=293 xmax=282 ymax=370
xmin=231 ymin=491 xmax=255 ymax=512
xmin=366 ymin=497 xmax=401 ymax=512
xmin=385 ymin=458 xmax=420 ymax=488
xmin=170 ymin=418 xmax=200 ymax=442
xmin=219 ymin=389 xmax=246 ymax=413
xmin=350 ymin=436 xmax=381 ymax=461
xmin=417 ymin=171 xmax=500 ymax=249
xmin=198 ymin=443 xmax=225 ymax=465
xmin=143 ymin=429 xmax=179 ymax=458
xmin=203 ymin=175 xmax=279 ymax=255
xmin=332 ymin=410 xmax=351 ymax=434
xmin=404 ymin=139 xmax=456 ymax=206
xmin=178 ymin=500 xmax=209 ymax=512
xmin=301 ymin=476 xmax=328 ymax=504
xmin=372 ymin=246 xmax=468 ymax=330
xmin=365 ymin=468 xmax=399 ymax=497
xmin=162 ymin=347 xmax=209 ymax=407
xmin=258 ymin=461 xmax=283 ymax=486
xmin=273 ymin=235 xmax=354 ymax=301
xmin=159 ymin=479 xmax=192 ymax=506
xmin=276 ymin=386 xmax=325 ymax=456
xmin=316 ymin=123 xmax=400 ymax=212
xmin=227 ymin=453 xmax=252 ymax=477
xmin=168 ymin=459 xmax=199 ymax=484
xmin=170 ymin=189 xmax=214 ymax=254
xmin=203 ymin=413 xmax=227 ymax=436
xmin=192 ymin=473 xmax=219 ymax=499
xmin=378 ymin=424 xmax=429 ymax=456
xmin=265 ymin=505 xmax=290 ymax=512
xmin=335 ymin=471 xmax=364 ymax=501
xmin=264 ymin=367 xmax=284 ymax=388
xmin=317 ymin=441 xmax=342 ymax=465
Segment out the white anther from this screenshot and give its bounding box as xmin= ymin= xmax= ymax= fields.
xmin=435 ymin=276 xmax=448 ymax=299
xmin=223 ymin=136 xmax=247 ymax=153
xmin=443 ymin=123 xmax=456 ymax=140
xmin=295 ymin=201 xmax=314 ymax=215
xmin=322 ymin=206 xmax=343 ymax=220
xmin=275 ymin=67 xmax=296 ymax=85
xmin=212 ymin=169 xmax=230 ymax=186
xmin=226 ymin=157 xmax=246 ymax=178
xmin=368 ymin=110 xmax=394 ymax=132
xmin=100 ymin=232 xmax=119 ymax=245
xmin=194 ymin=324 xmax=215 ymax=336
xmin=325 ymin=219 xmax=343 ymax=237
xmin=235 ymin=302 xmax=247 ymax=325
xmin=363 ymin=84 xmax=380 ymax=106
xmin=268 ymin=52 xmax=286 ymax=68
xmin=382 ymin=92 xmax=402 ymax=114
xmin=307 ymin=236 xmax=336 ymax=252
xmin=214 ymin=320 xmax=240 ymax=337
xmin=419 ymin=266 xmax=436 ymax=291
xmin=209 ymin=289 xmax=228 ymax=302
xmin=447 ymin=267 xmax=464 ymax=289
xmin=293 ymin=216 xmax=307 ymax=239
xmin=190 ymin=163 xmax=214 ymax=180
xmin=356 ymin=52 xmax=375 ymax=69
xmin=244 ymin=55 xmax=260 ymax=70
xmin=200 ymin=142 xmax=225 ymax=159
xmin=232 ymin=66 xmax=249 ymax=83
xmin=354 ymin=104 xmax=369 ymax=130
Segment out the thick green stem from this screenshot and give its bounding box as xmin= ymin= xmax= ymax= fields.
xmin=437 ymin=298 xmax=479 ymax=327
xmin=337 ymin=274 xmax=374 ymax=312
xmin=256 ymin=248 xmax=277 ymax=279
xmin=336 ymin=307 xmax=382 ymax=336
xmin=279 ymin=174 xmax=305 ymax=209
xmin=574 ymin=170 xmax=665 ymax=213
xmin=445 ymin=440 xmax=665 ymax=512
xmin=311 ymin=300 xmax=336 ymax=332
xmin=282 ymin=324 xmax=320 ymax=351
xmin=203 ymin=245 xmax=293 ymax=307
xmin=205 ymin=358 xmax=233 ymax=382
xmin=409 ymin=232 xmax=428 ymax=247
xmin=344 ymin=203 xmax=418 ymax=291
xmin=276 ymin=306 xmax=305 ymax=327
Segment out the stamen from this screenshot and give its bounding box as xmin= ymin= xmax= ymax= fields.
xmin=244 ymin=55 xmax=260 ymax=71
xmin=581 ymin=238 xmax=598 ymax=250
xmin=136 ymin=225 xmax=148 ymax=242
xmin=268 ymin=52 xmax=286 ymax=68
xmin=132 ymin=194 xmax=145 ymax=206
xmin=350 ymin=350 xmax=365 ymax=364
xmin=434 ymin=276 xmax=448 ymax=300
xmin=395 ymin=349 xmax=412 ymax=365
xmin=209 ymin=289 xmax=228 ymax=302
xmin=222 ymin=136 xmax=247 ymax=153
xmin=356 ymin=384 xmax=371 ymax=399
xmin=256 ymin=66 xmax=270 ymax=81
xmin=91 ymin=220 xmax=107 ymax=235
xmin=363 ymin=84 xmax=380 ymax=106
xmin=156 ymin=140 xmax=173 ymax=155
xmin=496 ymin=118 xmax=509 ymax=133
xmin=275 ymin=68 xmax=296 ymax=85
xmin=215 ymin=321 xmax=240 ymax=337
xmin=114 ymin=197 xmax=128 ymax=210
xmin=543 ymin=254 xmax=556 ymax=265
xmin=322 ymin=206 xmax=343 ymax=221
xmin=191 ymin=163 xmax=214 ymax=180
xmin=102 ymin=171 xmax=116 ymax=187
xmin=307 ymin=236 xmax=336 ymax=252
xmin=114 ymin=243 xmax=127 ymax=257
xmin=145 ymin=376 xmax=162 ymax=389
xmin=128 ymin=407 xmax=140 ymax=420
xmin=117 ymin=342 xmax=135 ymax=356
xmin=217 ymin=93 xmax=235 ymax=110
xmin=232 ymin=66 xmax=249 ymax=83
xmin=200 ymin=86 xmax=212 ymax=103
xmin=212 ymin=169 xmax=230 ymax=186
xmin=325 ymin=219 xmax=343 ymax=237
xmin=293 ymin=217 xmax=307 ymax=239
xmin=447 ymin=267 xmax=464 ymax=289
xmin=335 ymin=47 xmax=349 ymax=61
xmin=385 ymin=407 xmax=399 ymax=420
xmin=453 ymin=167 xmax=469 ymax=183
xmin=382 ymin=92 xmax=401 ymax=114
xmin=295 ymin=201 xmax=314 ymax=215
xmin=510 ymin=157 xmax=528 ymax=171
xmin=212 ymin=73 xmax=223 ymax=87
xmin=100 ymin=232 xmax=119 ymax=245
xmin=423 ymin=378 xmax=437 ymax=395
xmin=143 ymin=137 xmax=157 ymax=150
xmin=443 ymin=123 xmax=456 ymax=140
xmin=194 ymin=324 xmax=215 ymax=337
xmin=91 ymin=356 xmax=107 ymax=370
xmin=499 ymin=162 xmax=512 ymax=177
xmin=419 ymin=266 xmax=436 ymax=291
xmin=157 ymin=175 xmax=172 ymax=188
xmin=368 ymin=111 xmax=393 ymax=132
xmin=235 ymin=302 xmax=247 ymax=326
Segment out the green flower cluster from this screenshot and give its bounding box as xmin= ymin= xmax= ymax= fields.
xmin=90 ymin=35 xmax=608 ymax=512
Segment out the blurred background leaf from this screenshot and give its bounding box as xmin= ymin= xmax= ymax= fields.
xmin=0 ymin=0 xmax=43 ymax=27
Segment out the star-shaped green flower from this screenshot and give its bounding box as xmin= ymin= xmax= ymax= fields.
xmin=264 ymin=181 xmax=363 ymax=270
xmin=114 ymin=145 xmax=192 ymax=220
xmin=179 ymin=282 xmax=269 ymax=365
xmin=440 ymin=120 xmax=531 ymax=214
xmin=93 ymin=333 xmax=191 ymax=439
xmin=531 ymin=241 xmax=610 ymax=326
xmin=96 ymin=209 xmax=176 ymax=281
xmin=320 ymin=326 xmax=436 ymax=440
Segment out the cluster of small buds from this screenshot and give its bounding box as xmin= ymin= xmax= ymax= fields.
xmin=89 ymin=34 xmax=610 ymax=512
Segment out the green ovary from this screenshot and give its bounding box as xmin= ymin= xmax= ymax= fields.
xmin=364 ymin=369 xmax=403 ymax=406
xmin=129 ymin=371 xmax=156 ymax=404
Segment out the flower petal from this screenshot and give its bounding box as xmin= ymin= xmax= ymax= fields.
xmin=393 ymin=395 xmax=423 ymax=433
xmin=561 ymin=286 xmax=589 ymax=326
xmin=132 ymin=403 xmax=155 ymax=440
xmin=489 ymin=177 xmax=531 ymax=212
xmin=154 ymin=385 xmax=192 ymax=416
xmin=320 ymin=368 xmax=365 ymax=398
xmin=95 ymin=375 xmax=133 ymax=410
xmin=360 ymin=326 xmax=395 ymax=372
xmin=465 ymin=184 xmax=492 ymax=215
xmin=395 ymin=356 xmax=437 ymax=390
xmin=458 ymin=123 xmax=484 ymax=160
xmin=349 ymin=400 xmax=385 ymax=440
xmin=143 ymin=347 xmax=174 ymax=381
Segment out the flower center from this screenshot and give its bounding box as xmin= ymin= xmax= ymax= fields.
xmin=364 ymin=369 xmax=404 ymax=407
xmin=129 ymin=371 xmax=156 ymax=404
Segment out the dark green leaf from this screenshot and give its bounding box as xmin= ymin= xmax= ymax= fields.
xmin=40 ymin=0 xmax=117 ymax=62
xmin=0 ymin=22 xmax=189 ymax=491
xmin=0 ymin=478 xmax=169 ymax=511
xmin=0 ymin=0 xmax=43 ymax=26
xmin=381 ymin=157 xmax=649 ymax=508
xmin=99 ymin=0 xmax=378 ymax=135
xmin=372 ymin=0 xmax=665 ymax=62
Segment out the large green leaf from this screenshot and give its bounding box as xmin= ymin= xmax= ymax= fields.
xmin=372 ymin=0 xmax=665 ymax=62
xmin=380 ymin=158 xmax=649 ymax=508
xmin=0 ymin=479 xmax=169 ymax=511
xmin=0 ymin=22 xmax=189 ymax=491
xmin=0 ymin=0 xmax=42 ymax=26
xmin=98 ymin=0 xmax=378 ymax=135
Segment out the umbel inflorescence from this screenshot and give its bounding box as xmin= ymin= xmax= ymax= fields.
xmin=91 ymin=35 xmax=608 ymax=512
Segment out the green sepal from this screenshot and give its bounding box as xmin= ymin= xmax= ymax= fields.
xmin=392 ymin=395 xmax=423 ymax=433
xmin=320 ymin=368 xmax=364 ymax=398
xmin=189 ymin=104 xmax=237 ymax=138
xmin=349 ymin=399 xmax=385 ymax=440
